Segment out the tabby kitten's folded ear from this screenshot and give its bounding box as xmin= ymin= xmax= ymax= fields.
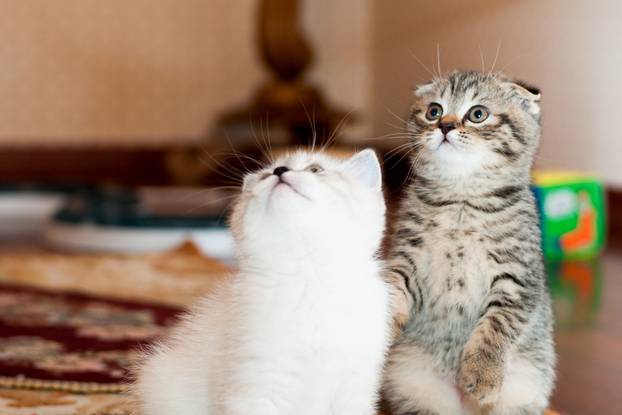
xmin=414 ymin=81 xmax=436 ymax=97
xmin=344 ymin=149 xmax=382 ymax=191
xmin=509 ymin=79 xmax=541 ymax=117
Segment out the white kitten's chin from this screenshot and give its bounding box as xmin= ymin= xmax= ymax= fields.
xmin=249 ymin=175 xmax=308 ymax=209
xmin=268 ymin=179 xmax=311 ymax=203
xmin=250 ymin=176 xmax=314 ymax=222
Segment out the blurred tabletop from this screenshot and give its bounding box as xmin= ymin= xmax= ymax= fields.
xmin=550 ymin=245 xmax=622 ymax=415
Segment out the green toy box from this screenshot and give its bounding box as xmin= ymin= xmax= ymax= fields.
xmin=532 ymin=171 xmax=606 ymax=260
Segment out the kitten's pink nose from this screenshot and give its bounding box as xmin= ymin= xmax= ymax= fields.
xmin=273 ymin=166 xmax=289 ymax=177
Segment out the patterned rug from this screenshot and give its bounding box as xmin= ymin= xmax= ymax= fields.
xmin=0 ymin=281 xmax=183 ymax=415
xmin=0 ymin=283 xmax=182 ymax=394
xmin=0 ymin=246 xmax=228 ymax=414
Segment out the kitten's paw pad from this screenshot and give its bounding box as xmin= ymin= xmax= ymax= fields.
xmin=458 ymin=349 xmax=503 ymax=405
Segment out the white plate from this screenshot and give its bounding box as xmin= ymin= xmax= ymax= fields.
xmin=0 ymin=194 xmax=64 ymax=238
xmin=44 ymin=223 xmax=235 ymax=261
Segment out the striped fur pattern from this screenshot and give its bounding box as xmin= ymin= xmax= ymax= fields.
xmin=382 ymin=71 xmax=555 ymax=415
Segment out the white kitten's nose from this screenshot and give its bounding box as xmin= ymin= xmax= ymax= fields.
xmin=273 ymin=166 xmax=289 ymax=177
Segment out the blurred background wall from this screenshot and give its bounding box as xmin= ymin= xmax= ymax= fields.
xmin=0 ymin=0 xmax=372 ymax=147
xmin=0 ymin=0 xmax=620 ymax=188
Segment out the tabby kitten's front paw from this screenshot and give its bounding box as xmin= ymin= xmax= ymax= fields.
xmin=457 ymin=347 xmax=504 ymax=406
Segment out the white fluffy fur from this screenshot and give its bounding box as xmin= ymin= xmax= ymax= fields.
xmin=135 ymin=149 xmax=390 ymax=415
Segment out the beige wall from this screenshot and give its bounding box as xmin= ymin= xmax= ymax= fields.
xmin=303 ymin=0 xmax=372 ymax=139
xmin=372 ymin=0 xmax=622 ymax=186
xmin=0 ymin=0 xmax=371 ymax=147
xmin=3 ymin=1 xmax=621 ymax=186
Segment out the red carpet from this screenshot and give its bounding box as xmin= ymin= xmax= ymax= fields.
xmin=0 ymin=283 xmax=181 ymax=393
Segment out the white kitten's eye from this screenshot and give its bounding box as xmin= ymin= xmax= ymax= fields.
xmin=305 ymin=164 xmax=324 ymax=173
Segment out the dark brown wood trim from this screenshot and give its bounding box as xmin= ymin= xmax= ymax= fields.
xmin=608 ymin=188 xmax=622 ymax=248
xmin=0 ymin=149 xmax=174 ymax=186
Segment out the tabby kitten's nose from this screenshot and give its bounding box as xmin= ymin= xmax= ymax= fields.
xmin=439 ymin=121 xmax=456 ymax=135
xmin=273 ymin=166 xmax=289 ymax=177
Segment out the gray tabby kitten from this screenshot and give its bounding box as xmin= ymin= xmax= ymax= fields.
xmin=382 ymin=71 xmax=555 ymax=415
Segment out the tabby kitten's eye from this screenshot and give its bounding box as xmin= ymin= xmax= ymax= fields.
xmin=425 ymin=103 xmax=443 ymax=121
xmin=466 ymin=105 xmax=489 ymax=123
xmin=305 ymin=164 xmax=324 ymax=173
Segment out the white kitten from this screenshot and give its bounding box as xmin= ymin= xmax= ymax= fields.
xmin=134 ymin=149 xmax=390 ymax=415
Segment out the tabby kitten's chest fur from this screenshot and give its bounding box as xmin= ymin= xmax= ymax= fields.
xmin=396 ymin=184 xmax=541 ymax=374
xmin=382 ymin=71 xmax=555 ymax=415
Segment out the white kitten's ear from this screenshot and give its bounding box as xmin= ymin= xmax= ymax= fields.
xmin=509 ymin=80 xmax=541 ymax=117
xmin=344 ymin=149 xmax=382 ymax=191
